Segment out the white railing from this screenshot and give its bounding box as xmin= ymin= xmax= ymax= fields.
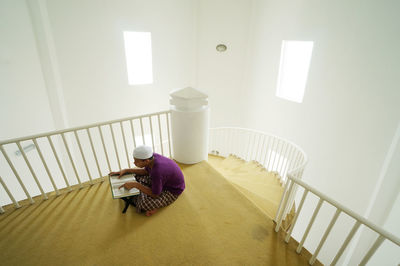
xmin=275 ymin=175 xmax=400 ymax=265
xmin=209 ymin=127 xmax=308 ymax=221
xmin=0 ymin=110 xmax=172 ymax=212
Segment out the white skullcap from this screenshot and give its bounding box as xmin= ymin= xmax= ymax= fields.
xmin=133 ymin=145 xmax=153 ymax=159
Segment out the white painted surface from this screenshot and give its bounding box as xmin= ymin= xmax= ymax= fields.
xmin=349 ymin=122 xmax=400 ymax=265
xmin=196 ymin=0 xmax=252 ymax=127
xmin=240 ymin=0 xmax=400 ymax=264
xmin=367 ymin=193 xmax=400 ymax=266
xmin=45 ymin=0 xmax=196 ymax=127
xmin=0 ymin=0 xmax=55 ymax=139
xmin=170 ymin=87 xmax=209 ymax=164
xmin=1 ymin=0 xmax=399 ymax=263
xmin=171 ymin=107 xmax=209 ymax=164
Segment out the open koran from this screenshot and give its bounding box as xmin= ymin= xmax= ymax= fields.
xmin=109 ymin=174 xmax=140 ymax=199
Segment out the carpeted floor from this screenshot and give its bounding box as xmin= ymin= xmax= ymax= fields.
xmin=207 ymin=155 xmax=285 ymax=220
xmin=0 ymin=160 xmax=321 ymax=265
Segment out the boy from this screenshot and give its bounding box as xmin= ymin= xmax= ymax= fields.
xmin=109 ymin=145 xmax=185 ymax=216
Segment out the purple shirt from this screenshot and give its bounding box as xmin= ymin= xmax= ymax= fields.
xmin=145 ymin=153 xmax=185 ymax=196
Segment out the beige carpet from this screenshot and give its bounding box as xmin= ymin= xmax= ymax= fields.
xmin=207 ymin=155 xmax=285 ymax=221
xmin=0 ymin=159 xmax=321 ymax=266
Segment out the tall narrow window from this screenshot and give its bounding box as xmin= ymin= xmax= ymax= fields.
xmin=276 ymin=41 xmax=314 ymax=103
xmin=123 ymin=31 xmax=153 ymax=85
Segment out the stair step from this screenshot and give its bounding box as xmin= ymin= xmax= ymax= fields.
xmin=219 ymin=155 xmax=246 ymax=168
xmin=231 ymin=183 xmax=279 ymax=219
xmin=216 ymin=171 xmax=282 ymax=186
xmin=222 ymin=160 xmax=265 ymax=172
xmin=208 ymin=154 xmax=285 ymax=220
xmin=227 ymin=175 xmax=282 ymax=191
xmin=226 ymin=176 xmax=283 ymax=204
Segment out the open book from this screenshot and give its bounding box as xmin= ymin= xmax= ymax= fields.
xmin=109 ymin=174 xmax=140 ymax=199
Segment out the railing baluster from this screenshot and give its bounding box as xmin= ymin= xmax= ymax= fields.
xmin=266 ymin=137 xmax=276 ymax=171
xmin=0 ymin=145 xmax=34 ymax=204
xmin=109 ymin=124 xmax=121 ymax=170
xmin=309 ymin=209 xmax=342 ymax=265
xmin=139 ymin=117 xmax=145 ymax=145
xmin=251 ymin=132 xmax=257 ymax=160
xmin=290 ymin=152 xmax=301 ymax=177
xmin=157 ymin=114 xmax=164 ymax=156
xmin=229 ymin=129 xmax=233 ymax=156
xmin=74 ymin=131 xmax=92 ymax=184
xmin=16 ymin=141 xmax=47 ymax=200
xmin=285 ymin=189 xmax=309 ymax=243
xmin=275 ymin=180 xmax=295 ymax=230
xmin=359 ymin=235 xmax=385 ymax=266
xmin=257 ymin=134 xmax=266 ymax=164
xmin=276 ymin=140 xmax=286 ymax=173
xmin=263 ymin=135 xmax=271 ymax=167
xmin=271 ymin=139 xmax=282 ymax=172
xmin=278 ymin=142 xmax=288 ymax=175
xmin=297 ymin=198 xmax=324 ymax=253
xmin=233 ymin=128 xmax=238 ymax=156
xmin=228 ymin=129 xmax=232 ymax=156
xmin=33 ymin=138 xmax=60 ymax=195
xmin=225 ymin=128 xmax=229 ymax=156
xmin=47 ymin=136 xmax=71 ymax=191
xmin=218 ymin=129 xmax=222 ymax=154
xmin=166 ymin=113 xmax=172 ymax=157
xmin=245 ymin=131 xmax=251 ymax=161
xmin=331 ymin=221 xmax=362 ymax=265
xmin=61 ymin=133 xmax=82 ymax=188
xmin=254 ymin=134 xmax=260 ymax=161
xmin=130 ymin=119 xmax=137 ymax=149
xmin=149 ymin=116 xmax=155 ymax=153
xmin=98 ymin=126 xmax=111 ymax=172
xmin=120 ymin=122 xmax=131 ymax=168
xmin=282 ymin=145 xmax=295 ymax=181
xmin=0 ymin=176 xmax=20 ymax=208
xmin=86 ymin=129 xmax=102 ymax=179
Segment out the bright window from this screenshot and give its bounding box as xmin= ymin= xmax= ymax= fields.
xmin=123 ymin=31 xmax=153 ymax=85
xmin=276 ymin=41 xmax=314 ymax=103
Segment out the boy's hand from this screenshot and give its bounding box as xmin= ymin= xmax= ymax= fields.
xmin=109 ymin=169 xmax=127 ymax=178
xmin=119 ymin=182 xmax=137 ymax=190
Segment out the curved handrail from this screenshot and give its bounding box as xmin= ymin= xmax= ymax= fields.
xmin=0 ymin=110 xmax=172 ymax=210
xmin=209 ymin=127 xmax=308 ymax=221
xmin=0 ymin=110 xmax=171 ymax=145
xmin=275 ymin=174 xmax=400 ymax=265
xmin=209 ymin=126 xmax=308 ymax=179
xmin=210 ymin=126 xmax=308 ymax=164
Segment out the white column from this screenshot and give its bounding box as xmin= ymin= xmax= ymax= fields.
xmin=170 ymin=87 xmax=209 ymax=164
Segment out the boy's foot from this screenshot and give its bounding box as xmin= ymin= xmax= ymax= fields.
xmin=145 ymin=209 xmax=158 ymax=216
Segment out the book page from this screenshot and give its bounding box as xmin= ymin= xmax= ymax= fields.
xmin=109 ymin=174 xmax=140 ymax=199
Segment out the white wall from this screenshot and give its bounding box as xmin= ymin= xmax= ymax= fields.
xmin=0 ymin=0 xmax=58 ymax=206
xmin=196 ymin=0 xmax=252 ymax=127
xmin=367 ymin=192 xmax=400 ymax=266
xmin=45 ymin=0 xmax=197 ymax=127
xmin=240 ymin=0 xmax=400 ymax=264
xmin=0 ymin=0 xmax=197 ymax=206
xmin=350 ymin=122 xmax=400 ymax=265
xmin=0 ymin=0 xmax=55 ymax=139
xmin=1 ymin=0 xmax=398 ymax=262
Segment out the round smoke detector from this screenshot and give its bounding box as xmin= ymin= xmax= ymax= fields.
xmin=216 ymin=44 xmax=227 ymax=52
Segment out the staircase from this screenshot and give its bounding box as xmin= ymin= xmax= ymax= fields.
xmin=208 ymin=154 xmax=294 ymax=230
xmin=0 ymin=158 xmax=321 ymax=266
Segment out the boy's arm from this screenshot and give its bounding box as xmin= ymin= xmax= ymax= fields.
xmin=109 ymin=168 xmax=148 ymax=178
xmin=119 ymin=182 xmax=158 ymax=198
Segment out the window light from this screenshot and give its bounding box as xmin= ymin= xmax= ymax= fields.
xmin=276 ymin=41 xmax=314 ymax=103
xmin=123 ymin=31 xmax=153 ymax=85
